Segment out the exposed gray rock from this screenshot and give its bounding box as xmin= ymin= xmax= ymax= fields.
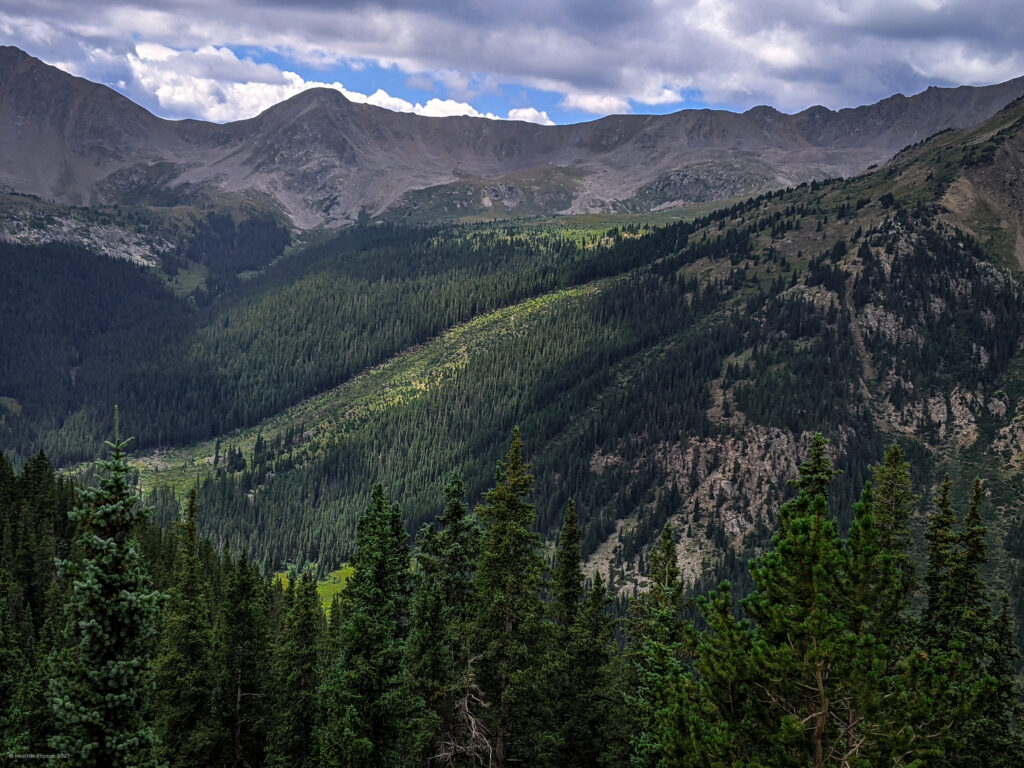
xmin=3 ymin=45 xmax=1024 ymax=228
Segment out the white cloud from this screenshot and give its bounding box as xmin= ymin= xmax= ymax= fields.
xmin=3 ymin=0 xmax=1024 ymax=121
xmin=120 ymin=43 xmax=519 ymax=123
xmin=559 ymin=93 xmax=631 ymax=115
xmin=507 ymin=107 xmax=554 ymax=125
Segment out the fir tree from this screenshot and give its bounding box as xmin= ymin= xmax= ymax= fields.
xmin=153 ymin=488 xmax=216 ymax=768
xmin=47 ymin=426 xmax=163 ymax=768
xmin=923 ymin=479 xmax=1024 ymax=766
xmin=266 ymin=572 xmax=323 ymax=768
xmin=923 ymin=475 xmax=958 ymax=641
xmin=0 ymin=567 xmax=24 ymax=749
xmin=627 ymin=523 xmax=692 ymax=768
xmin=471 ymin=428 xmax=549 ymax=768
xmin=686 ymin=582 xmax=759 ymax=767
xmin=552 ymin=499 xmax=583 ymax=630
xmin=318 ymin=484 xmax=419 ymax=768
xmin=869 ymin=444 xmax=919 ymax=596
xmin=546 ymin=500 xmax=583 ymax=767
xmin=404 ymin=473 xmax=482 ymax=766
xmin=213 ymin=550 xmax=271 ymax=768
xmin=560 ymin=572 xmax=620 ymax=768
xmin=741 ymin=433 xmax=859 ymax=767
xmin=837 ymin=481 xmax=914 ymax=764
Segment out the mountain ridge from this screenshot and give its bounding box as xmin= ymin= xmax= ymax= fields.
xmin=3 ymin=45 xmax=1024 ymax=227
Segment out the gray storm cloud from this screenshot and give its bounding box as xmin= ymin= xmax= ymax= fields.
xmin=1 ymin=0 xmax=1022 ymax=121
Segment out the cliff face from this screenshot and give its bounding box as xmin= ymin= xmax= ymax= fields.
xmin=581 ymin=103 xmax=1024 ymax=592
xmin=3 ymin=45 xmax=1024 ymax=227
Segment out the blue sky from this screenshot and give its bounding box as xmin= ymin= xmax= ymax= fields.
xmin=241 ymin=46 xmax=712 ymax=124
xmin=1 ymin=1 xmax=1022 ymax=125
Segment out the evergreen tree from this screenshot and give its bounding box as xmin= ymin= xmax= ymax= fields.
xmin=561 ymin=572 xmax=620 ymax=768
xmin=404 ymin=473 xmax=483 ymax=766
xmin=266 ymin=572 xmax=323 ymax=768
xmin=5 ymin=610 xmax=60 ymax=758
xmin=0 ymin=567 xmax=24 ymax=749
xmin=471 ymin=428 xmax=549 ymax=767
xmin=47 ymin=427 xmax=163 ymax=768
xmin=979 ymin=596 xmax=1024 ymax=765
xmin=318 ymin=485 xmax=419 ymax=768
xmin=153 ymin=488 xmax=216 ymax=768
xmin=552 ymin=499 xmax=583 ymax=630
xmin=685 ymin=582 xmax=759 ymax=767
xmin=627 ymin=523 xmax=692 ymax=768
xmin=546 ymin=500 xmax=582 ymax=767
xmin=836 ymin=481 xmax=915 ymax=764
xmin=922 ymin=479 xmax=1024 ymax=766
xmin=213 ymin=550 xmax=271 ymax=768
xmin=741 ymin=433 xmax=863 ymax=767
xmin=923 ymin=475 xmax=958 ymax=641
xmin=868 ymin=444 xmax=919 ymax=596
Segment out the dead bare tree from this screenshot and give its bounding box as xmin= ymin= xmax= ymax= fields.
xmin=431 ymin=653 xmax=492 ymax=768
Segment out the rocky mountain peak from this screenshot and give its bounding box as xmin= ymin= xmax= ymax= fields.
xmin=2 ymin=46 xmax=1024 ymax=226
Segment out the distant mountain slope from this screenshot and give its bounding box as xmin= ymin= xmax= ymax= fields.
xmin=15 ymin=96 xmax=1014 ymax=598
xmin=3 ymin=45 xmax=1024 ymax=227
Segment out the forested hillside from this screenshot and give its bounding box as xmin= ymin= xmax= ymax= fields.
xmin=4 ymin=58 xmax=1024 ymax=768
xmin=2 ymin=429 xmax=1022 ymax=765
xmin=4 ymin=98 xmax=1024 ymax=615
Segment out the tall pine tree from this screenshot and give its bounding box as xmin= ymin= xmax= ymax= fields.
xmin=627 ymin=522 xmax=692 ymax=768
xmin=153 ymin=488 xmax=216 ymax=768
xmin=318 ymin=484 xmax=419 ymax=768
xmin=471 ymin=429 xmax=549 ymax=768
xmin=213 ymin=549 xmax=271 ymax=768
xmin=47 ymin=425 xmax=163 ymax=768
xmin=266 ymin=572 xmax=323 ymax=768
xmin=404 ymin=473 xmax=483 ymax=766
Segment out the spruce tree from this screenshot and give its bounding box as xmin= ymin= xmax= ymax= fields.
xmin=0 ymin=568 xmax=24 ymax=749
xmin=266 ymin=572 xmax=323 ymax=768
xmin=404 ymin=473 xmax=482 ymax=766
xmin=923 ymin=475 xmax=958 ymax=642
xmin=546 ymin=500 xmax=582 ymax=767
xmin=922 ymin=479 xmax=1024 ymax=766
xmin=837 ymin=481 xmax=917 ymax=764
xmin=552 ymin=499 xmax=583 ymax=630
xmin=686 ymin=582 xmax=759 ymax=766
xmin=560 ymin=572 xmax=620 ymax=768
xmin=47 ymin=427 xmax=163 ymax=768
xmin=471 ymin=428 xmax=548 ymax=768
xmin=869 ymin=444 xmax=919 ymax=596
xmin=214 ymin=550 xmax=271 ymax=768
xmin=318 ymin=484 xmax=419 ymax=768
xmin=153 ymin=488 xmax=216 ymax=768
xmin=741 ymin=433 xmax=857 ymax=767
xmin=627 ymin=522 xmax=692 ymax=768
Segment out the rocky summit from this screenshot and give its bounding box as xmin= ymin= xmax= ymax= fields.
xmin=3 ymin=44 xmax=1024 ymax=228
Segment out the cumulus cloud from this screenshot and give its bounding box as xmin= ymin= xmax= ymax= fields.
xmin=507 ymin=107 xmax=554 ymax=125
xmin=2 ymin=0 xmax=1024 ymax=122
xmin=114 ymin=42 xmax=551 ymax=123
xmin=560 ymin=93 xmax=631 ymax=115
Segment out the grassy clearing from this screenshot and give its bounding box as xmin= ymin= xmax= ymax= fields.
xmin=275 ymin=566 xmax=355 ymax=610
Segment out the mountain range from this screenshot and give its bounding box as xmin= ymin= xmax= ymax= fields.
xmin=3 ymin=44 xmax=1024 ymax=633
xmin=3 ymin=44 xmax=1024 ymax=227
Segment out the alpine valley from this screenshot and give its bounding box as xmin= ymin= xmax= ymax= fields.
xmin=4 ymin=42 xmax=1024 ymax=765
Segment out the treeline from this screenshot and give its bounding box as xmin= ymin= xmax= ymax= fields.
xmin=2 ymin=430 xmax=1022 ymax=766
xmin=0 ymin=184 xmax=879 ymax=465
xmin=161 ymin=210 xmax=1024 ymax=579
xmin=0 ymin=218 xmax=700 ymax=462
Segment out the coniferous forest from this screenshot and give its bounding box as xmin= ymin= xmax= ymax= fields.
xmin=2 ymin=428 xmax=1023 ymax=766
xmin=4 ymin=93 xmax=1024 ymax=766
